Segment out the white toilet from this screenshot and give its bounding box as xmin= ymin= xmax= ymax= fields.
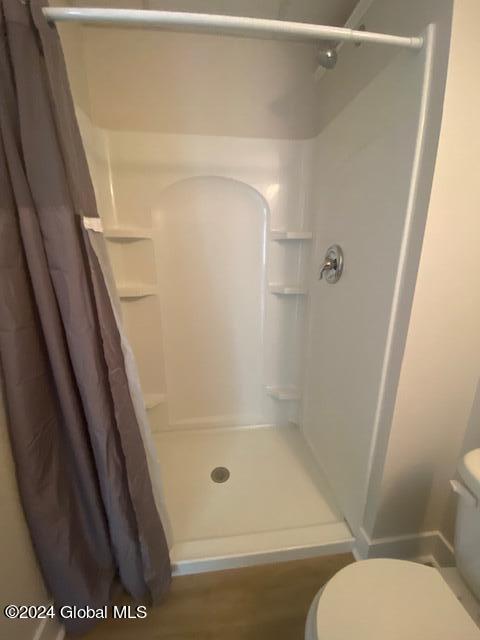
xmin=306 ymin=449 xmax=480 ymax=639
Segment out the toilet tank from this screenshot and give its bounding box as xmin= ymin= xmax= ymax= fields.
xmin=454 ymin=449 xmax=480 ymax=599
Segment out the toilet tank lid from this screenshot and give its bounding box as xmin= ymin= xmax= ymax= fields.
xmin=458 ymin=449 xmax=480 ymax=499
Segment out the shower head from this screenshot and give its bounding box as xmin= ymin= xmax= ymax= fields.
xmin=317 ymin=47 xmax=338 ymax=70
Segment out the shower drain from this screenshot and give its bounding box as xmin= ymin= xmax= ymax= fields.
xmin=211 ymin=466 xmax=230 ymax=483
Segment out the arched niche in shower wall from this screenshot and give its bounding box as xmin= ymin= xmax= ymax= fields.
xmin=152 ymin=176 xmax=269 ymax=430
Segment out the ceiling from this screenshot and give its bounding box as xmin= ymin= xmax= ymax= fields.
xmin=55 ymin=0 xmax=360 ymax=27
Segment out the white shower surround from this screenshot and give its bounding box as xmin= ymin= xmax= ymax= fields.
xmin=67 ymin=0 xmax=448 ymax=574
xmin=85 ymin=126 xmax=315 ymax=432
xmin=78 ymin=116 xmax=357 ymax=571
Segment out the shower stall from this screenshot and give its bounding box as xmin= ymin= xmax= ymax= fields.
xmin=54 ymin=0 xmax=451 ymax=575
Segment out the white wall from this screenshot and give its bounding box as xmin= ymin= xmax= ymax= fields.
xmin=0 ymin=389 xmax=48 ymax=640
xmin=84 ymin=124 xmax=313 ymax=431
xmin=153 ymin=176 xmax=268 ymax=428
xmin=302 ymin=41 xmax=428 ymax=533
xmin=314 ymin=0 xmax=452 ymax=134
xmin=300 ymin=0 xmax=453 ymax=537
xmin=54 ymin=0 xmax=358 ymax=139
xmin=369 ymin=0 xmax=480 ymax=542
xmin=57 ymin=6 xmax=328 ymax=432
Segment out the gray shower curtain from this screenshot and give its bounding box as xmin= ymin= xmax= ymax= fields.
xmin=0 ymin=0 xmax=170 ymax=634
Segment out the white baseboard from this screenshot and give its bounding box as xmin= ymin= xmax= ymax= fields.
xmin=353 ymin=527 xmax=455 ymax=567
xmin=32 ymin=604 xmax=64 ymax=640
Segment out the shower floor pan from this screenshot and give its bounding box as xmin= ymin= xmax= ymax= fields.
xmin=154 ymin=423 xmax=353 ymax=575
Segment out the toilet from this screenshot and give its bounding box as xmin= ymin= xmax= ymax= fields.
xmin=306 ymin=449 xmax=480 ymax=639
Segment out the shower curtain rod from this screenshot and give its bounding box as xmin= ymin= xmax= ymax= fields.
xmin=42 ymin=8 xmax=423 ymax=51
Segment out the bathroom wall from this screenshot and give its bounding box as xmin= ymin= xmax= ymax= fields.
xmin=79 ymin=29 xmax=321 ymax=139
xmin=88 ymin=126 xmax=312 ymax=431
xmin=313 ymin=0 xmax=453 ymax=135
xmin=57 ymin=4 xmax=325 ymax=433
xmin=294 ymin=0 xmax=455 ymax=543
xmin=53 ymin=0 xmax=357 ymax=139
xmin=0 ymin=387 xmax=49 ymax=640
xmin=302 ymin=35 xmax=431 ymax=533
xmin=368 ymin=0 xmax=480 ymax=543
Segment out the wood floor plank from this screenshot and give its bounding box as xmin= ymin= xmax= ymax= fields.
xmin=75 ymin=553 xmax=354 ymax=640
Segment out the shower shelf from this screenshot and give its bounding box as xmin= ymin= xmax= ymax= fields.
xmin=117 ymin=284 xmax=157 ymax=299
xmin=104 ymin=226 xmax=152 ymax=240
xmin=266 ymin=386 xmax=300 ymax=401
xmin=269 ymin=284 xmax=307 ymax=296
xmin=144 ymin=393 xmax=167 ymax=410
xmin=271 ymin=230 xmax=313 ymax=241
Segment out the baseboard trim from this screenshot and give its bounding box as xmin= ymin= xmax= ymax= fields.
xmin=32 ymin=604 xmax=64 ymax=640
xmin=353 ymin=527 xmax=455 ymax=567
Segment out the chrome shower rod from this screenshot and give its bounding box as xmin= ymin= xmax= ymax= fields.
xmin=42 ymin=8 xmax=423 ymax=50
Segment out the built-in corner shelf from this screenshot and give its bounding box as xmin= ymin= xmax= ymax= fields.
xmin=117 ymin=284 xmax=157 ymax=299
xmin=269 ymin=284 xmax=307 ymax=296
xmin=144 ymin=393 xmax=167 ymax=410
xmin=266 ymin=386 xmax=301 ymax=401
xmin=104 ymin=226 xmax=152 ymax=240
xmin=271 ymin=230 xmax=313 ymax=241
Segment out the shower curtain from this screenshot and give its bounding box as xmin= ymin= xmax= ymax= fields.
xmin=0 ymin=0 xmax=170 ymax=633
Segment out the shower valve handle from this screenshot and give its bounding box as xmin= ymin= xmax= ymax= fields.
xmin=319 ymin=245 xmax=343 ymax=284
xmin=319 ymin=258 xmax=336 ymax=279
